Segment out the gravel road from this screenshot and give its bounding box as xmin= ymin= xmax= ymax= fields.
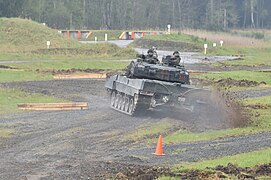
xmin=0 ymin=79 xmax=271 ymax=179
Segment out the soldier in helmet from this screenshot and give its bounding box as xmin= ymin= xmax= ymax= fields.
xmin=145 ymin=48 xmax=159 ymax=64
xmin=152 ymin=46 xmax=158 ymax=58
xmin=170 ymin=51 xmax=181 ymax=66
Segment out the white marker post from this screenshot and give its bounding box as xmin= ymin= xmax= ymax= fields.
xmin=213 ymin=43 xmax=217 ymax=47
xmin=220 ymin=40 xmax=224 ymax=47
xmin=167 ymin=24 xmax=171 ymax=34
xmin=105 ymin=33 xmax=108 ymax=41
xmin=46 ymin=41 xmax=51 ymax=49
xmin=95 ymin=36 xmax=97 ymax=43
xmin=204 ymin=44 xmax=208 ymax=55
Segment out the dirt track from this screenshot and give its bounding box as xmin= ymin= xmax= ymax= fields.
xmin=0 ymin=79 xmax=271 ymax=179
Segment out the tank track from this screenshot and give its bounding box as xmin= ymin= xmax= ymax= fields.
xmin=109 ymin=90 xmax=151 ymax=115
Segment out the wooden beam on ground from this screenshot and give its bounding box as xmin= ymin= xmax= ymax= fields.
xmin=188 ymin=70 xmax=208 ymax=75
xmin=53 ymin=73 xmax=107 ymax=79
xmin=18 ymin=102 xmax=88 ymax=111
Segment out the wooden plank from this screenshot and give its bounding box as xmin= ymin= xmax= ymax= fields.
xmin=17 ymin=102 xmax=88 ymax=111
xmin=188 ymin=70 xmax=209 ymax=74
xmin=53 ymin=73 xmax=107 ymax=79
xmin=18 ymin=102 xmax=88 ymax=108
xmin=18 ymin=107 xmax=88 ymax=111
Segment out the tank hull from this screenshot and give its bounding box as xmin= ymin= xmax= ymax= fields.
xmin=105 ymin=74 xmax=198 ymax=115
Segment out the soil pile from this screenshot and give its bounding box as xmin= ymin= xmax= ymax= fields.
xmin=214 ymin=163 xmax=271 ymax=179
xmin=216 ymin=78 xmax=266 ymax=87
xmin=0 ymin=65 xmax=16 ymax=69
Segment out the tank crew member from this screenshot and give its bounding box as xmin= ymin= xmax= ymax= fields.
xmin=145 ymin=49 xmax=159 ymax=64
xmin=169 ymin=51 xmax=181 ymax=66
xmin=152 ymin=46 xmax=158 ymax=58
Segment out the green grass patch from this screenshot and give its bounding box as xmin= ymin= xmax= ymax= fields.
xmin=250 ymin=108 xmax=271 ymax=129
xmin=0 ymin=88 xmax=67 ymax=115
xmin=131 ymin=33 xmax=206 ymax=51
xmin=0 ymin=128 xmax=15 ymax=138
xmin=124 ymin=121 xmax=173 ymax=142
xmin=0 ymin=17 xmax=77 ymax=52
xmin=244 ymin=96 xmax=271 ymax=105
xmin=7 ymin=60 xmax=129 ymax=71
xmin=194 ymin=71 xmax=271 ymax=85
xmin=0 ymin=44 xmax=136 ymax=61
xmin=212 ymin=47 xmax=271 ymax=66
xmin=242 ymin=96 xmax=271 ymax=129
xmin=163 ymin=127 xmax=262 ymax=144
xmin=174 ymin=148 xmax=271 ymax=171
xmin=0 ymin=69 xmax=52 ymax=83
xmin=144 ymin=33 xmax=207 ymax=45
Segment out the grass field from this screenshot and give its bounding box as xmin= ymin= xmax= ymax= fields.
xmin=6 ymin=60 xmax=129 ymax=71
xmin=0 ymin=88 xmax=67 ymax=115
xmin=0 ymin=69 xmax=53 ymax=83
xmin=174 ymin=148 xmax=271 ymax=171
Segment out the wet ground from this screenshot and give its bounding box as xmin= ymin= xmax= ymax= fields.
xmin=1 ymin=40 xmax=271 ymax=179
xmin=0 ymin=78 xmax=271 ymax=179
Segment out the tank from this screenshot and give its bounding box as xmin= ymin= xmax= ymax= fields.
xmin=105 ymin=50 xmax=206 ymax=116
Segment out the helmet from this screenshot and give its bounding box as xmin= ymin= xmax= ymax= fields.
xmin=173 ymin=51 xmax=180 ymax=57
xmin=152 ymin=46 xmax=157 ymax=50
xmin=147 ymin=49 xmax=154 ymax=56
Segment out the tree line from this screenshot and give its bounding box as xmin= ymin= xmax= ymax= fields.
xmin=0 ymin=0 xmax=270 ymax=30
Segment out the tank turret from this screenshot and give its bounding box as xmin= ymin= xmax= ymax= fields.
xmin=126 ymin=51 xmax=190 ymax=84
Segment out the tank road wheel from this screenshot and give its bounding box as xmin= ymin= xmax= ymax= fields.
xmin=110 ymin=91 xmax=116 ymax=107
xmin=118 ymin=94 xmax=123 ymax=110
xmin=128 ymin=97 xmax=135 ymax=114
xmin=124 ymin=97 xmax=129 ymax=112
xmin=115 ymin=93 xmax=120 ymax=108
xmin=121 ymin=95 xmax=126 ymax=111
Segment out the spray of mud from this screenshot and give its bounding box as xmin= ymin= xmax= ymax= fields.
xmin=135 ymin=89 xmax=248 ymax=132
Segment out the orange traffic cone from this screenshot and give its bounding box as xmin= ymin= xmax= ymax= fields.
xmin=153 ymin=135 xmax=165 ymax=156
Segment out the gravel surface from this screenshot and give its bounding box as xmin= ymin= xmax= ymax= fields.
xmin=0 ymin=79 xmax=270 ymax=179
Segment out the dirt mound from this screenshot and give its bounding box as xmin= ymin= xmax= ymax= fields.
xmin=0 ymin=65 xmax=16 ymax=69
xmin=0 ymin=18 xmax=77 ymax=52
xmin=114 ymin=164 xmax=173 ymax=179
xmin=216 ymin=78 xmax=266 ymax=87
xmin=214 ymin=163 xmax=271 ymax=179
xmin=113 ymin=163 xmax=271 ymax=179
